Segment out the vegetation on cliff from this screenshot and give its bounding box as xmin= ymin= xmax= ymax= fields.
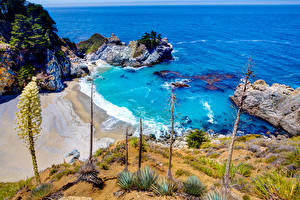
xmin=77 ymin=33 xmax=107 ymax=55
xmin=0 ymin=0 xmax=75 ymax=93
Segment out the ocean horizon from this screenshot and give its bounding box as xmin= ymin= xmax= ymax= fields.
xmin=48 ymin=5 xmax=300 ymax=136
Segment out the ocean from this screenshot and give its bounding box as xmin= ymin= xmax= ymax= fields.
xmin=48 ymin=5 xmax=300 ymax=136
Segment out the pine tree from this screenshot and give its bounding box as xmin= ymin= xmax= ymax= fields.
xmin=16 ymin=77 xmax=42 ymax=184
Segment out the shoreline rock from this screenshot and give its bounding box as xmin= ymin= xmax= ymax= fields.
xmin=231 ymin=80 xmax=300 ymax=136
xmin=84 ymin=33 xmax=173 ymax=68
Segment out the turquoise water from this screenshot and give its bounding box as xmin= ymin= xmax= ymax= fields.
xmin=48 ymin=6 xmax=300 ymax=135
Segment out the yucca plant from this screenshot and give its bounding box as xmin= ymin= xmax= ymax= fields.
xmin=151 ymin=178 xmax=177 ymax=196
xmin=252 ymin=171 xmax=300 ymax=200
xmin=183 ymin=175 xmax=206 ymax=197
xmin=29 ymin=183 xmax=52 ymax=200
xmin=134 ymin=166 xmax=158 ymax=191
xmin=204 ymin=190 xmax=230 ymax=200
xmin=117 ymin=171 xmax=134 ymax=190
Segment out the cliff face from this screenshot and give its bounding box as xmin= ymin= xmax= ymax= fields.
xmin=231 ymin=80 xmax=300 ymax=135
xmin=85 ymin=34 xmax=173 ymax=68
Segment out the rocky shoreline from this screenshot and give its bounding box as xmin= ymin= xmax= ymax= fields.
xmin=231 ymin=80 xmax=300 ymax=136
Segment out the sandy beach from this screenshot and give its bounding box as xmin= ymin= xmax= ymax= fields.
xmin=0 ymin=80 xmax=131 ymax=182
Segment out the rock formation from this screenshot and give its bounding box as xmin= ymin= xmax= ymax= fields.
xmin=85 ymin=33 xmax=173 ymax=68
xmin=231 ymin=80 xmax=300 ymax=135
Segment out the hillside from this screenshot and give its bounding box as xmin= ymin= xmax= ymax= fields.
xmin=2 ymin=134 xmax=299 ymax=200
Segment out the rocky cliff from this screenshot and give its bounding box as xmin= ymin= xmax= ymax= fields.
xmin=231 ymin=80 xmax=300 ymax=135
xmin=85 ymin=33 xmax=173 ymax=68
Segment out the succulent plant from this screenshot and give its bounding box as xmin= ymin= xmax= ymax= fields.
xmin=151 ymin=178 xmax=177 ymax=196
xmin=183 ymin=175 xmax=206 ymax=197
xmin=117 ymin=170 xmax=134 ymax=190
xmin=134 ymin=166 xmax=158 ymax=191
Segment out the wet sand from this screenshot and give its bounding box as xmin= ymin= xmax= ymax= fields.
xmin=0 ymin=80 xmax=131 ymax=182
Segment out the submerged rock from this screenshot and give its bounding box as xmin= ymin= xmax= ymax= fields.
xmin=86 ymin=33 xmax=173 ymax=68
xmin=231 ymin=80 xmax=300 ymax=135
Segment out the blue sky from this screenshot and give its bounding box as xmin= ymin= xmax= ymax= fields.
xmin=30 ymin=0 xmax=300 ymax=7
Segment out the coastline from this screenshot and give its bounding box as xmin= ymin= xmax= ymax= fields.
xmin=0 ymin=80 xmax=131 ymax=182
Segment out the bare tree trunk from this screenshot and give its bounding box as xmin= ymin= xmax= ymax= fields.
xmin=124 ymin=128 xmax=129 ymax=171
xmin=28 ymin=127 xmax=40 ymax=184
xmin=138 ymin=118 xmax=143 ymax=171
xmin=89 ymin=79 xmax=94 ymax=161
xmin=223 ymin=58 xmax=253 ymax=189
xmin=167 ymin=88 xmax=175 ymax=180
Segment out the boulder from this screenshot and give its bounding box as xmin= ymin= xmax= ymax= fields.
xmin=231 ymin=80 xmax=300 ymax=135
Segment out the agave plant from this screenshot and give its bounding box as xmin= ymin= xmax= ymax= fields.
xmin=204 ymin=190 xmax=231 ymax=200
xmin=151 ymin=178 xmax=177 ymax=196
xmin=134 ymin=166 xmax=158 ymax=191
xmin=117 ymin=170 xmax=134 ymax=190
xmin=30 ymin=183 xmax=53 ymax=200
xmin=183 ymin=175 xmax=206 ymax=197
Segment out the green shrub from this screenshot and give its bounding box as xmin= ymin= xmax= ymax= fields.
xmin=252 ymin=171 xmax=300 ymax=200
xmin=93 ymin=148 xmax=104 ymax=158
xmin=151 ymin=178 xmax=177 ymax=196
xmin=52 ymin=169 xmax=75 ymax=180
xmin=183 ymin=176 xmax=206 ymax=197
xmin=242 ymin=195 xmax=250 ymax=200
xmin=17 ymin=65 xmax=34 ymax=88
xmin=130 ymin=137 xmax=147 ymax=152
xmin=29 ymin=183 xmax=52 ymax=200
xmin=98 ymin=163 xmax=109 ymax=170
xmin=134 ymin=166 xmax=158 ymax=191
xmin=265 ymin=155 xmax=277 ymax=163
xmin=186 ymin=129 xmax=209 ymax=148
xmin=117 ymin=171 xmax=134 ymax=191
xmin=237 ymin=163 xmax=253 ymax=177
xmin=236 ymin=134 xmax=261 ymax=142
xmin=0 ymin=178 xmax=32 ymax=200
xmin=175 ymin=169 xmax=191 ymax=177
xmin=49 ymin=168 xmax=58 ymax=176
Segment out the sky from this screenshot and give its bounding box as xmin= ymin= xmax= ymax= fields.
xmin=30 ymin=0 xmax=300 ymax=7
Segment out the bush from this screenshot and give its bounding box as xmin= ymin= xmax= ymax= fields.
xmin=98 ymin=163 xmax=109 ymax=170
xmin=237 ymin=163 xmax=253 ymax=177
xmin=117 ymin=171 xmax=134 ymax=191
xmin=252 ymin=171 xmax=300 ymax=200
xmin=134 ymin=166 xmax=158 ymax=191
xmin=49 ymin=168 xmax=58 ymax=176
xmin=30 ymin=183 xmax=52 ymax=200
xmin=242 ymin=195 xmax=250 ymax=200
xmin=151 ymin=178 xmax=177 ymax=196
xmin=0 ymin=179 xmax=32 ymax=199
xmin=186 ymin=129 xmax=209 ymax=148
xmin=130 ymin=137 xmax=147 ymax=152
xmin=93 ymin=148 xmax=105 ymax=158
xmin=183 ymin=176 xmax=206 ymax=197
xmin=52 ymin=169 xmax=75 ymax=180
xmin=175 ymin=169 xmax=191 ymax=177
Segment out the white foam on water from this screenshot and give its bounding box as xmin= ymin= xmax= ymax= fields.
xmin=79 ymin=79 xmax=138 ymax=125
xmin=80 ymin=62 xmax=187 ymax=138
xmin=202 ymin=101 xmax=214 ymax=124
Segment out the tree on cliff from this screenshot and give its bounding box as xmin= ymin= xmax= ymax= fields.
xmin=223 ymin=58 xmax=253 ymax=190
xmin=10 ymin=14 xmax=51 ymax=50
xmin=15 ymin=77 xmax=42 ymax=184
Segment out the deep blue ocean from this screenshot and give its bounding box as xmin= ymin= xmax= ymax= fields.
xmin=48 ymin=6 xmax=300 ymax=136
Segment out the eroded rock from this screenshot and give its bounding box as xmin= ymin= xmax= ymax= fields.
xmin=231 ymin=80 xmax=300 ymax=135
